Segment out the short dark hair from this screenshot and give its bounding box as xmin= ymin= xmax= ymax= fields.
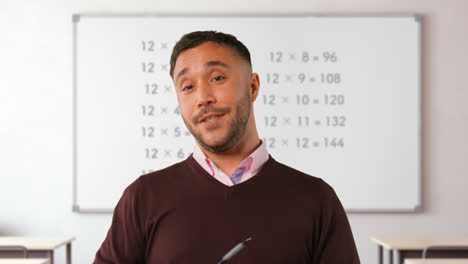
xmin=169 ymin=31 xmax=252 ymax=78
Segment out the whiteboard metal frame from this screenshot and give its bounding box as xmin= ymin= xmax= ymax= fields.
xmin=72 ymin=13 xmax=422 ymax=214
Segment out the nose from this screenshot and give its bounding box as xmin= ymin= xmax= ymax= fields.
xmin=196 ymin=81 xmax=216 ymax=108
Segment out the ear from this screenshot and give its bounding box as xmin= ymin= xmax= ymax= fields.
xmin=249 ymin=73 xmax=260 ymax=102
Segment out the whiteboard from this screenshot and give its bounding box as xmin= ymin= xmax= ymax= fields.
xmin=72 ymin=14 xmax=421 ymax=213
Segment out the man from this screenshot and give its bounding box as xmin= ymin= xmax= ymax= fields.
xmin=94 ymin=31 xmax=360 ymax=263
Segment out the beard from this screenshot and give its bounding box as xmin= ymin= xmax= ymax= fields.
xmin=181 ymin=90 xmax=251 ymax=153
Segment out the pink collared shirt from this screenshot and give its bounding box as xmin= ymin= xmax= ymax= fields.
xmin=192 ymin=140 xmax=269 ymax=186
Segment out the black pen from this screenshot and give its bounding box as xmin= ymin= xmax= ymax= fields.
xmin=216 ymin=237 xmax=252 ymax=264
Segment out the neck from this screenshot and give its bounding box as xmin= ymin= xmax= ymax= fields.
xmin=197 ymin=130 xmax=261 ymax=176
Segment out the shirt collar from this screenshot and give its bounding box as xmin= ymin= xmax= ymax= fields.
xmin=192 ymin=140 xmax=269 ymax=177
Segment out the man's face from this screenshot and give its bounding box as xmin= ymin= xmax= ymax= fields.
xmin=172 ymin=41 xmax=254 ymax=153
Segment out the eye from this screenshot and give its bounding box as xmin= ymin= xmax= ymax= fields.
xmin=181 ymin=85 xmax=193 ymax=91
xmin=212 ymin=76 xmax=226 ymax=81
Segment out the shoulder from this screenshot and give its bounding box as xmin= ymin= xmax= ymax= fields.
xmin=268 ymin=157 xmax=339 ymax=201
xmin=269 ymin=157 xmax=329 ymax=188
xmin=123 ymin=157 xmax=193 ymax=196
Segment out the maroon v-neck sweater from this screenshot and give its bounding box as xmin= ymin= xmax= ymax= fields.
xmin=94 ymin=154 xmax=360 ymax=264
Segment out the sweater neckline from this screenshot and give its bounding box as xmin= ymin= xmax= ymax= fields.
xmin=185 ymin=153 xmax=277 ymax=191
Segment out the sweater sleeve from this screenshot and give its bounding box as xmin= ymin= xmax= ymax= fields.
xmin=312 ymin=179 xmax=360 ymax=264
xmin=94 ymin=177 xmax=146 ymax=264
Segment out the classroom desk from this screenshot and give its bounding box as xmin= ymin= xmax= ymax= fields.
xmin=372 ymin=237 xmax=468 ymax=264
xmin=0 ymin=259 xmax=50 ymax=264
xmin=0 ymin=237 xmax=75 ymax=264
xmin=405 ymin=259 xmax=468 ymax=264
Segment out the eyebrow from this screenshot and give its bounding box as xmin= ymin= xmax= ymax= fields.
xmin=175 ymin=60 xmax=231 ymax=83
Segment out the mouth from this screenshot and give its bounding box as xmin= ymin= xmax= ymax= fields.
xmin=199 ymin=113 xmax=225 ymax=126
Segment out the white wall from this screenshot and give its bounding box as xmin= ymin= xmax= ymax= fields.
xmin=0 ymin=0 xmax=467 ymax=263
